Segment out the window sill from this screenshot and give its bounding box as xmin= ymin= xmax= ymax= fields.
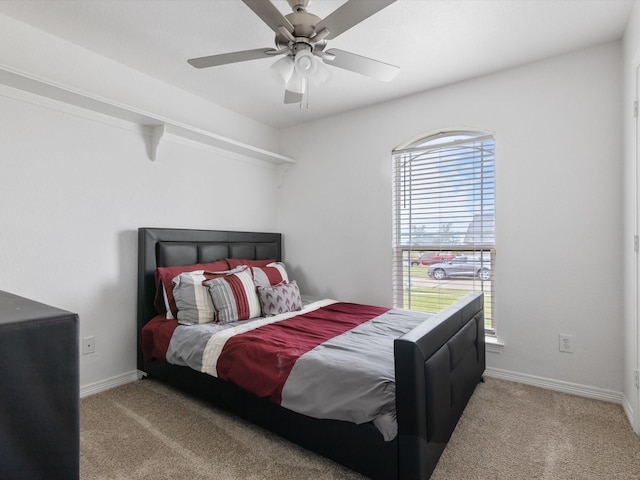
xmin=485 ymin=335 xmax=504 ymax=354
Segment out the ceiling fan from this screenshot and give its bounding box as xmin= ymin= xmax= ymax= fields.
xmin=187 ymin=0 xmax=400 ymax=105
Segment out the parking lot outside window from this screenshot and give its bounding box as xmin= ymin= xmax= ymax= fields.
xmin=392 ymin=130 xmax=496 ymax=335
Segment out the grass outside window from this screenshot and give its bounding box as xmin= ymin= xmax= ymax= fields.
xmin=402 ymin=266 xmax=493 ymax=332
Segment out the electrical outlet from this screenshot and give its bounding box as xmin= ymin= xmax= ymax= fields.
xmin=82 ymin=336 xmax=95 ymax=355
xmin=559 ymin=334 xmax=573 ymax=353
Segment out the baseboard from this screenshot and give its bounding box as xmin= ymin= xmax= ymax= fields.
xmin=82 ymin=367 xmax=626 ymax=411
xmin=80 ymin=370 xmax=143 ymax=398
xmin=622 ymin=392 xmax=638 ymax=434
xmin=485 ymin=367 xmax=623 ymax=404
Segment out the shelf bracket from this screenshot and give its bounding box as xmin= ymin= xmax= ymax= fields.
xmin=148 ymin=125 xmax=166 ymax=161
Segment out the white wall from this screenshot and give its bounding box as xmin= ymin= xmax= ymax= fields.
xmin=0 ymin=11 xmax=627 ymax=400
xmin=278 ymin=42 xmax=624 ymax=392
xmin=0 ymin=90 xmax=281 ymax=389
xmin=622 ymin=2 xmax=640 ymax=432
xmin=0 ymin=13 xmax=285 ymax=391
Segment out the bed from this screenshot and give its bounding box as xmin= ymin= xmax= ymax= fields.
xmin=137 ymin=227 xmax=485 ymax=480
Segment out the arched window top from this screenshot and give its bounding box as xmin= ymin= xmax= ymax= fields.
xmin=393 ymin=129 xmax=493 ymax=155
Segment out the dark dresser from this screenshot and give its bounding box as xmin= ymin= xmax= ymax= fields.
xmin=0 ymin=290 xmax=79 ymax=480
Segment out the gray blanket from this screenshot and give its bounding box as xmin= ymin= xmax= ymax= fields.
xmin=166 ymin=300 xmax=431 ymax=440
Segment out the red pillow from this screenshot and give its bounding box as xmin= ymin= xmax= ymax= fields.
xmin=154 ymin=260 xmax=229 ymax=317
xmin=225 ymin=258 xmax=276 ymax=269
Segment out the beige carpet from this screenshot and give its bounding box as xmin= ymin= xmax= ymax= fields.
xmin=431 ymin=378 xmax=640 ymax=480
xmin=80 ymin=377 xmax=640 ymax=479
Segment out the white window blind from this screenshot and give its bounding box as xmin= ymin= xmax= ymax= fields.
xmin=392 ymin=131 xmax=496 ymax=333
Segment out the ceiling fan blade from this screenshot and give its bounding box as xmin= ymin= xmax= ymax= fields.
xmin=241 ymin=0 xmax=294 ymax=35
xmin=284 ymin=89 xmax=303 ymax=104
xmin=316 ymin=0 xmax=396 ymax=40
xmin=188 ymin=48 xmax=276 ymax=68
xmin=324 ymin=48 xmax=399 ymax=82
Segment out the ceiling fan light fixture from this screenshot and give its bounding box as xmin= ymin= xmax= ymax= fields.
xmin=270 ymin=55 xmax=294 ymax=82
xmin=312 ymin=58 xmax=332 ymax=85
xmin=285 ymin=68 xmax=306 ymax=94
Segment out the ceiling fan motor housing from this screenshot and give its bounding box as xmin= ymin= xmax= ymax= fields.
xmin=275 ymin=10 xmax=326 ymax=55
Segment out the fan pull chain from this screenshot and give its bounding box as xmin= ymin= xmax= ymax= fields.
xmin=301 ymin=81 xmax=310 ymax=109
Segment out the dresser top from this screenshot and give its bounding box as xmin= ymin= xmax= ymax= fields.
xmin=0 ymin=290 xmax=76 ymax=326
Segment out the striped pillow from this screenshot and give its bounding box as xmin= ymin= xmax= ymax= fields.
xmin=172 ymin=268 xmax=240 ymax=325
xmin=251 ymin=262 xmax=289 ymax=288
xmin=204 ymin=268 xmax=261 ymax=323
xmin=154 ymin=260 xmax=229 ymax=318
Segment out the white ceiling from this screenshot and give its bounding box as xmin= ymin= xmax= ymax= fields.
xmin=0 ymin=0 xmax=633 ymax=129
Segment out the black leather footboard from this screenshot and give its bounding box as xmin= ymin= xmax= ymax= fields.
xmin=394 ymin=292 xmax=485 ymax=479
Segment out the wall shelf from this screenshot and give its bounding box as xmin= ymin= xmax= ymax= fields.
xmin=0 ymin=66 xmax=295 ymax=165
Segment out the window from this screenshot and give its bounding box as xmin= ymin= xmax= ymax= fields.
xmin=392 ymin=130 xmax=496 ymax=334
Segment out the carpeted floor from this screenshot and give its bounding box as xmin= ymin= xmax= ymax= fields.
xmin=431 ymin=378 xmax=640 ymax=480
xmin=80 ymin=377 xmax=640 ymax=479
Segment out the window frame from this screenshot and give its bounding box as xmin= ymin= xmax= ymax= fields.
xmin=392 ymin=129 xmax=496 ymax=335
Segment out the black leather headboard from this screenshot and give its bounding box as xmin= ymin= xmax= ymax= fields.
xmin=136 ymin=227 xmax=282 ymax=370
